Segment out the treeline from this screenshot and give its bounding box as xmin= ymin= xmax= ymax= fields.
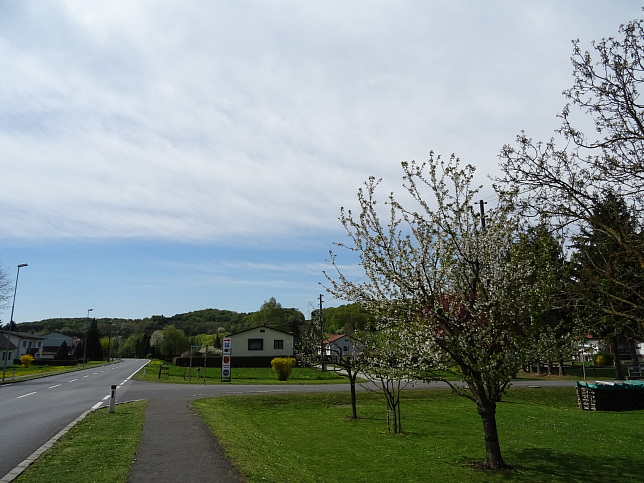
xmin=13 ymin=298 xmax=365 ymax=341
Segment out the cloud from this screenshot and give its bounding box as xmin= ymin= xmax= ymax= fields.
xmin=1 ymin=1 xmax=640 ymax=244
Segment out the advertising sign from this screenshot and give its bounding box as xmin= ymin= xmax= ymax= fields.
xmin=221 ymin=337 xmax=232 ymax=382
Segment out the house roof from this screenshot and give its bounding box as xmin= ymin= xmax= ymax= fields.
xmin=229 ymin=324 xmax=293 ymax=337
xmin=323 ymin=334 xmax=347 ymax=344
xmin=0 ymin=330 xmax=45 ymax=340
xmin=0 ymin=334 xmax=18 ymax=351
xmin=323 ymin=334 xmax=361 ymax=344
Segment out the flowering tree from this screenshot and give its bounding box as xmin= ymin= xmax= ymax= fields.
xmin=357 ymin=327 xmax=414 ymax=434
xmin=325 ymin=154 xmax=540 ymax=470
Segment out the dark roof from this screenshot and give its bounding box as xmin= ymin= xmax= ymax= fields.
xmin=0 ymin=330 xmax=45 ymax=339
xmin=229 ymin=324 xmax=293 ymax=337
xmin=0 ymin=334 xmax=18 ymax=351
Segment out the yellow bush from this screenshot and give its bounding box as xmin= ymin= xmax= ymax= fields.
xmin=271 ymin=357 xmax=296 ymax=381
xmin=20 ymin=354 xmax=34 ymax=367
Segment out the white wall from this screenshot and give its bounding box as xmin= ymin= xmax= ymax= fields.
xmin=229 ymin=326 xmax=293 ymax=357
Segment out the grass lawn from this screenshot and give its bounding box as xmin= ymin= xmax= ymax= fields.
xmin=193 ymin=387 xmax=644 ymax=482
xmin=2 ymin=361 xmax=110 ymax=382
xmin=133 ymin=361 xmax=351 ymax=384
xmin=15 ymin=401 xmax=147 ymax=483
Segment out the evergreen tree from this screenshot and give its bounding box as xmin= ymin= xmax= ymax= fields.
xmin=55 ymin=341 xmax=71 ymax=360
xmin=85 ymin=319 xmax=103 ymax=361
xmin=571 ymin=193 xmax=644 ymax=378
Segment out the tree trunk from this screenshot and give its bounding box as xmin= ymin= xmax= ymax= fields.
xmin=558 ymin=358 xmax=566 ymax=376
xmin=612 ymin=341 xmax=625 ymax=380
xmin=349 ymin=370 xmax=358 ymax=419
xmin=477 ymin=402 xmax=507 ymax=470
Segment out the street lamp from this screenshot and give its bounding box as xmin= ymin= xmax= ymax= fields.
xmin=82 ymin=309 xmax=93 ymax=367
xmin=107 ymin=323 xmax=115 ymax=362
xmin=2 ymin=263 xmax=28 ymax=382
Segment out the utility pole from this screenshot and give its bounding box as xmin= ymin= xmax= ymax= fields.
xmin=478 ymin=200 xmax=487 ymax=229
xmin=319 ymin=294 xmax=326 ymax=371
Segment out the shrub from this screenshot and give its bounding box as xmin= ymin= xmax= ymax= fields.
xmin=20 ymin=354 xmax=34 ymax=367
xmin=594 ymin=351 xmax=614 ymax=366
xmin=271 ymin=357 xmax=296 ymax=381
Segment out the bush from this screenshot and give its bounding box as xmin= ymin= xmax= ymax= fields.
xmin=271 ymin=357 xmax=296 ymax=381
xmin=20 ymin=354 xmax=34 ymax=367
xmin=594 ymin=351 xmax=614 ymax=366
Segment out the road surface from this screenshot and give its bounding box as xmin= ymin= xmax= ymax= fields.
xmin=0 ymin=359 xmax=148 ymax=479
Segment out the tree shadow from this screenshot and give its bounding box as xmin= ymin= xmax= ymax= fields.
xmin=503 ymin=447 xmax=641 ymax=482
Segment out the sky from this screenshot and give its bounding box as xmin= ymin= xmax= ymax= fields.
xmin=1 ymin=1 xmax=641 ymax=323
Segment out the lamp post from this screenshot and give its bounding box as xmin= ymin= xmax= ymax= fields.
xmin=82 ymin=309 xmax=93 ymax=367
xmin=107 ymin=323 xmax=114 ymax=362
xmin=2 ymin=263 xmax=28 ymax=382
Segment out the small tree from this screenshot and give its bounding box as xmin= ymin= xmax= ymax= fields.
xmin=358 ymin=328 xmax=413 ymax=434
xmin=271 ymin=357 xmax=296 ymax=381
xmin=324 ymin=334 xmax=365 ymax=419
xmin=20 ymin=354 xmax=34 ymax=367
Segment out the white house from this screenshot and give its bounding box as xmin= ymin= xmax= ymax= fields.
xmin=228 ymin=325 xmax=294 ymax=357
xmin=0 ymin=333 xmax=18 ymax=367
xmin=580 ymin=334 xmax=643 ymax=362
xmin=0 ymin=330 xmax=44 ymax=362
xmin=322 ymin=334 xmax=362 ymax=358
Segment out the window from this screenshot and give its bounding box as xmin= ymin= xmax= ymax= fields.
xmin=22 ymin=341 xmax=26 ymax=347
xmin=248 ymin=339 xmax=264 ymax=351
xmin=274 ymin=340 xmax=284 ymax=350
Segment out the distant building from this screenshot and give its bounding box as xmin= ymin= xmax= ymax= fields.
xmin=228 ymin=325 xmax=294 ymax=357
xmin=322 ymin=334 xmax=362 ymax=358
xmin=41 ymin=332 xmax=74 ymax=360
xmin=0 ymin=330 xmax=44 ymax=363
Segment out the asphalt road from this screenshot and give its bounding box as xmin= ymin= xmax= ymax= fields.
xmin=0 ymin=359 xmax=149 ymax=479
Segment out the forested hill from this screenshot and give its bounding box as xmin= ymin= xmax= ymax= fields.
xmin=13 ymin=307 xmax=253 ymax=339
xmin=12 ymin=301 xmax=371 ymax=339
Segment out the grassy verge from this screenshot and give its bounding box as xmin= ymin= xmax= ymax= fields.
xmin=193 ymin=387 xmax=644 ymax=482
xmin=133 ymin=361 xmax=350 ymax=384
xmin=15 ymin=401 xmax=147 ymax=483
xmin=2 ymin=361 xmax=112 ymax=383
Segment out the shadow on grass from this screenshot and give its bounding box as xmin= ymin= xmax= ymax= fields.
xmin=504 ymin=447 xmax=641 ymax=482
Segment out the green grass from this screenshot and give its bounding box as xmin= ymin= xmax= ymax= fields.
xmin=133 ymin=362 xmax=350 ymax=384
xmin=192 ymin=387 xmax=644 ymax=482
xmin=1 ymin=361 xmax=109 ymax=382
xmin=16 ymin=401 xmax=147 ymax=483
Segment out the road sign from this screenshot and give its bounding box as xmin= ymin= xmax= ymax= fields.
xmin=221 ymin=337 xmax=231 ymax=382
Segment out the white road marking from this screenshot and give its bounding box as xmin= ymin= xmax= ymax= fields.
xmin=48 ymin=384 xmax=61 ymax=389
xmin=17 ymin=392 xmax=37 ymax=399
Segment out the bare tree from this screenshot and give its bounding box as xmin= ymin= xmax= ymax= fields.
xmin=0 ymin=259 xmax=13 ymax=326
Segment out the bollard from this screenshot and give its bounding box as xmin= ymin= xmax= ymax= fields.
xmin=109 ymin=384 xmax=117 ymax=413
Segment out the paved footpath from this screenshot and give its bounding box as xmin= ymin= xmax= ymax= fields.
xmin=128 ymin=396 xmax=245 ymax=482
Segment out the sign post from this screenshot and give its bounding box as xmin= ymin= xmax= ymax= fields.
xmin=221 ymin=337 xmax=232 ymax=382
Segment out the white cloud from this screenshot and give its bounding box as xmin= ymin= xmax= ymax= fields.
xmin=1 ymin=1 xmax=640 ymax=244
